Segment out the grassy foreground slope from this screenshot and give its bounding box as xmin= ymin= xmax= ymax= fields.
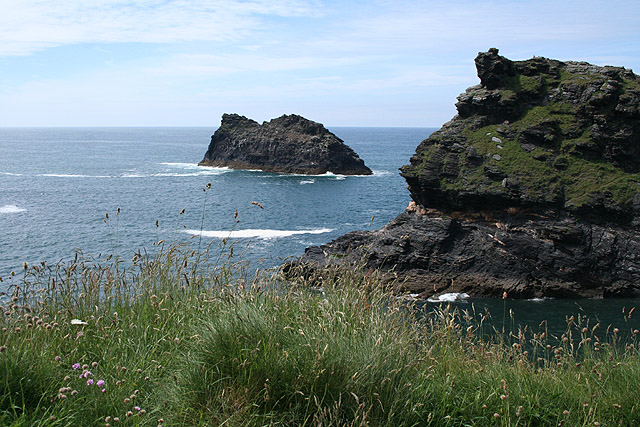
xmin=1 ymin=244 xmax=639 ymax=426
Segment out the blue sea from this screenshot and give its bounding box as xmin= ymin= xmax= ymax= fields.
xmin=0 ymin=127 xmax=425 ymax=278
xmin=1 ymin=126 xmax=639 ymax=336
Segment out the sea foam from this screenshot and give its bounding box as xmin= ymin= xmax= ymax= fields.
xmin=272 ymin=171 xmax=348 ymax=179
xmin=160 ymin=162 xmax=201 ymax=168
xmin=121 ymin=168 xmax=229 ymax=178
xmin=184 ymin=228 xmax=334 ymax=239
xmin=0 ymin=205 xmax=26 ymax=214
xmin=427 ymin=292 xmax=470 ymax=302
xmin=40 ymin=173 xmax=111 ymax=178
xmin=156 ymin=163 xmax=230 ymax=176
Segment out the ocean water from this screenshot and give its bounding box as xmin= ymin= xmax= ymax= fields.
xmin=1 ymin=126 xmax=639 ymax=337
xmin=0 ymin=126 xmax=426 ymax=279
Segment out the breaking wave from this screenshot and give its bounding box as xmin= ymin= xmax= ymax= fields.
xmin=427 ymin=292 xmax=470 ymax=302
xmin=40 ymin=173 xmax=111 ymax=178
xmin=184 ymin=228 xmax=334 ymax=239
xmin=0 ymin=204 xmax=26 ymax=214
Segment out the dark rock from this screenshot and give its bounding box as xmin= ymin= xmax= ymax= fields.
xmin=401 ymin=50 xmax=640 ymax=219
xmin=518 ymin=120 xmax=561 ymax=146
xmin=475 ymin=48 xmax=516 ymax=90
xmin=199 ymin=114 xmax=372 ymax=175
xmin=288 ymin=208 xmax=640 ymax=299
xmin=552 ymin=157 xmax=569 ymax=170
xmin=485 ymin=164 xmax=506 ymax=180
xmin=286 ymin=50 xmax=640 ymax=298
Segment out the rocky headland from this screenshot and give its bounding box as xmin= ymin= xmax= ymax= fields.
xmin=288 ymin=48 xmax=640 ymax=298
xmin=199 ymin=113 xmax=372 ymax=175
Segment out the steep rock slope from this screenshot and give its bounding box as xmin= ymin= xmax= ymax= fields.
xmin=290 ymin=49 xmax=640 ymax=298
xmin=199 ymin=114 xmax=372 ymax=175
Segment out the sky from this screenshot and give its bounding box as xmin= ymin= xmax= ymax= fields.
xmin=0 ymin=0 xmax=638 ymax=127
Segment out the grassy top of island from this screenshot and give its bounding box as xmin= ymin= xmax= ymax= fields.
xmin=1 ymin=243 xmax=639 ymax=426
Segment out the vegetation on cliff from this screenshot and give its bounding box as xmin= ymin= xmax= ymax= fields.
xmin=294 ymin=50 xmax=640 ymax=298
xmin=1 ymin=245 xmax=640 ymax=426
xmin=401 ymin=48 xmax=640 ymax=223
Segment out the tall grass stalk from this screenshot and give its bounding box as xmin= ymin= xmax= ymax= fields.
xmin=0 ymin=247 xmax=638 ymax=426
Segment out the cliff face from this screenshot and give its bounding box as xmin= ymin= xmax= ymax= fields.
xmin=199 ymin=114 xmax=372 ymax=175
xmin=290 ymin=49 xmax=640 ymax=298
xmin=402 ymin=48 xmax=640 ymax=224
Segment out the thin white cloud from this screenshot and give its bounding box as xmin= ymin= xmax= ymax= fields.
xmin=144 ymin=52 xmax=374 ymax=77
xmin=313 ymin=0 xmax=639 ymax=57
xmin=1 ymin=0 xmax=639 ymax=127
xmin=0 ymin=0 xmax=322 ymax=56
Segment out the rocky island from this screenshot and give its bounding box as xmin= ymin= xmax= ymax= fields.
xmin=289 ymin=49 xmax=640 ymax=299
xmin=199 ymin=113 xmax=372 ymax=175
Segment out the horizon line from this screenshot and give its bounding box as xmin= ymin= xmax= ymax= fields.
xmin=0 ymin=124 xmax=442 ymax=129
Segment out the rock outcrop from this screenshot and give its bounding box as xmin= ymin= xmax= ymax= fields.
xmin=199 ymin=114 xmax=372 ymax=175
xmin=288 ymin=49 xmax=640 ymax=298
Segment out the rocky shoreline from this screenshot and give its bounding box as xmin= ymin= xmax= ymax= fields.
xmin=288 ymin=49 xmax=640 ymax=298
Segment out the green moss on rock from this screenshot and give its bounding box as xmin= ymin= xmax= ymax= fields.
xmin=401 ymin=49 xmax=640 ymax=223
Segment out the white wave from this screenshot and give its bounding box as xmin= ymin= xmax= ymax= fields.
xmin=299 ymin=180 xmax=315 ymax=185
xmin=0 ymin=204 xmax=26 ymax=214
xmin=427 ymin=292 xmax=470 ymax=302
xmin=528 ymin=297 xmax=551 ymax=302
xmin=152 ymin=170 xmax=228 ymax=177
xmin=319 ymin=172 xmax=347 ymax=179
xmin=372 ymin=170 xmax=393 ymax=177
xmin=40 ymin=173 xmax=111 ymax=178
xmin=159 ymin=162 xmax=201 ymax=169
xmin=184 ymin=228 xmax=334 ymax=239
xmin=1 ymin=172 xmax=23 ymax=176
xmin=271 ymin=171 xmax=348 ymax=179
xmin=121 ymin=168 xmax=229 ymax=178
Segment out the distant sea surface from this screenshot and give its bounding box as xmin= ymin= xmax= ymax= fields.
xmin=0 ymin=126 xmax=426 ymax=279
xmin=1 ymin=127 xmax=639 ymax=336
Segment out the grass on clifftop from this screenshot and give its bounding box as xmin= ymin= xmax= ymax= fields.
xmin=453 ymin=119 xmax=640 ymax=209
xmin=1 ymin=244 xmax=640 ymax=426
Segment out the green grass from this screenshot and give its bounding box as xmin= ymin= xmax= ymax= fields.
xmin=1 ymin=246 xmax=640 ymax=426
xmin=502 ymin=74 xmax=545 ymax=99
xmin=454 ymin=118 xmax=640 ymax=208
xmin=405 ymin=62 xmax=640 ymax=213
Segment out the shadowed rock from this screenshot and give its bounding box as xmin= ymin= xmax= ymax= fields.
xmin=199 ymin=114 xmax=372 ymax=175
xmin=286 ymin=49 xmax=640 ymax=299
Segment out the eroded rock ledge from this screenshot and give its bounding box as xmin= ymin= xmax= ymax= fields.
xmin=287 ymin=49 xmax=640 ymax=298
xmin=199 ymin=114 xmax=372 ymax=175
xmin=290 ymin=204 xmax=640 ymax=299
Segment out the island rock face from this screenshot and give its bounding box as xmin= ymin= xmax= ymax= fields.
xmin=289 ymin=49 xmax=640 ymax=298
xmin=199 ymin=114 xmax=372 ymax=175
